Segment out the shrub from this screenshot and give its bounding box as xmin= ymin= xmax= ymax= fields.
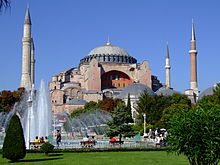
xmin=40 ymin=143 xmax=54 ymax=155
xmin=167 ymin=105 xmax=220 ymax=165
xmin=2 ymin=114 xmax=26 ymax=162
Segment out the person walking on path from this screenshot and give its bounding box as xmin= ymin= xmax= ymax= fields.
xmin=56 ymin=130 xmax=61 ymax=148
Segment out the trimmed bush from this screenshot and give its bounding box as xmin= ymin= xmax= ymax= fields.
xmin=40 ymin=142 xmax=54 ymax=155
xmin=2 ymin=114 xmax=26 ymax=162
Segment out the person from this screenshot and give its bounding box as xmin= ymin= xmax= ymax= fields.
xmin=82 ymin=136 xmax=89 ymax=142
xmin=56 ymin=130 xmax=61 ymax=147
xmin=155 ymin=136 xmax=161 ymax=147
xmin=44 ymin=136 xmax=48 ymax=143
xmin=40 ymin=137 xmax=45 ymax=143
xmin=34 ymin=136 xmax=39 ymax=144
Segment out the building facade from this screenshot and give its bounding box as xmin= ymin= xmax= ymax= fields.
xmin=49 ymin=40 xmax=162 ymax=114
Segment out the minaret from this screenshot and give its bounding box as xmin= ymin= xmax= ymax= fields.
xmin=31 ymin=39 xmax=35 ymax=85
xmin=185 ymin=20 xmax=199 ymax=103
xmin=165 ymin=42 xmax=171 ymax=88
xmin=189 ymin=20 xmax=198 ymax=90
xmin=20 ymin=7 xmax=32 ymax=89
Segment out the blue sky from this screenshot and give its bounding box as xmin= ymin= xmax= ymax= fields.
xmin=0 ymin=0 xmax=219 ymax=93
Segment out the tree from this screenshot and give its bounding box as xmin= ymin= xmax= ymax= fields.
xmin=170 ymin=93 xmax=191 ymax=107
xmin=98 ymin=98 xmax=123 ymax=113
xmin=135 ymin=91 xmax=172 ymax=125
xmin=84 ymin=101 xmax=99 ymax=110
xmin=167 ymin=105 xmax=220 ymax=165
xmin=135 ymin=90 xmax=155 ymax=124
xmin=126 ymin=93 xmax=133 ymax=123
xmin=3 ymin=114 xmax=26 ymax=162
xmin=106 ymin=103 xmax=135 ymax=141
xmin=197 ymin=95 xmax=219 ymax=109
xmin=0 ymin=0 xmax=10 ymax=11
xmin=40 ymin=143 xmax=54 ymax=156
xmin=213 ymin=83 xmax=220 ymax=104
xmin=161 ymin=104 xmax=190 ymax=128
xmin=0 ymin=88 xmax=25 ymax=112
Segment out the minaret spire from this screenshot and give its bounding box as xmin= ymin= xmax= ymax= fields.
xmin=24 ymin=6 xmax=32 ymax=25
xmin=191 ymin=19 xmax=196 ymax=41
xmin=20 ymin=7 xmax=33 ymax=89
xmin=165 ymin=42 xmax=171 ymax=88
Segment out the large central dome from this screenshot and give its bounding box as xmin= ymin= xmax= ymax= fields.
xmin=88 ymin=45 xmax=129 ymax=56
xmin=80 ymin=41 xmax=137 ymax=65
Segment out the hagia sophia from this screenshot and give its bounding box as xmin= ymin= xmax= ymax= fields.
xmin=20 ymin=8 xmax=216 ymax=118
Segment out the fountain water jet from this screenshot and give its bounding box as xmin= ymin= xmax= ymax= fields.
xmin=23 ymin=80 xmax=52 ymax=148
xmin=0 ymin=80 xmax=52 ymax=149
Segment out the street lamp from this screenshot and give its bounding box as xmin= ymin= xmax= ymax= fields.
xmin=143 ymin=113 xmax=147 ymax=137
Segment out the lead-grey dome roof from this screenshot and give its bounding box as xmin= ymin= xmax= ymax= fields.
xmin=198 ymin=87 xmax=214 ymax=100
xmin=156 ymin=87 xmax=180 ymax=96
xmin=66 ymin=99 xmax=87 ymax=105
xmin=80 ymin=42 xmax=137 ymax=65
xmin=117 ymin=83 xmax=155 ymax=99
xmin=88 ymin=45 xmax=130 ymax=56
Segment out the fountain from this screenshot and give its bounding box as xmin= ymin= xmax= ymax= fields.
xmin=0 ymin=80 xmax=52 ymax=149
xmin=64 ymin=109 xmax=112 ymax=137
xmin=22 ymin=80 xmax=52 ymax=148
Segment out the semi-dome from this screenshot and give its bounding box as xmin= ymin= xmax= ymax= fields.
xmin=156 ymin=87 xmax=180 ymax=96
xmin=198 ymin=87 xmax=214 ymax=100
xmin=80 ymin=41 xmax=137 ymax=65
xmin=117 ymin=83 xmax=155 ymax=99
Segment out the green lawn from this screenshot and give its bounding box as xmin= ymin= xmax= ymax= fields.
xmin=0 ymin=151 xmax=189 ymax=165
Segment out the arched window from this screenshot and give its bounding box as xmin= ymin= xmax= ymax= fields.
xmin=71 ymin=89 xmax=75 ymax=97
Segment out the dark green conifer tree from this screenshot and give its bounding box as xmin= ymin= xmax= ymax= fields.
xmin=3 ymin=114 xmax=26 ymax=162
xmin=126 ymin=93 xmax=134 ymax=123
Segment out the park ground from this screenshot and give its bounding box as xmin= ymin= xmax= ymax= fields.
xmin=0 ymin=151 xmax=189 ymax=165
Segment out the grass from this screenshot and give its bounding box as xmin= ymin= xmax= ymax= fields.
xmin=0 ymin=151 xmax=189 ymax=165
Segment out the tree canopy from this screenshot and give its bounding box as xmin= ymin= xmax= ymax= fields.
xmin=167 ymin=105 xmax=220 ymax=165
xmin=0 ymin=88 xmax=25 ymax=112
xmin=106 ymin=102 xmax=135 ymax=141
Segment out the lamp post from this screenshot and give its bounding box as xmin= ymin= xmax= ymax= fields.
xmin=143 ymin=113 xmax=147 ymax=137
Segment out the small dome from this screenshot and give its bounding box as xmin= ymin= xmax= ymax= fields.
xmin=156 ymin=87 xmax=179 ymax=96
xmin=117 ymin=83 xmax=155 ymax=99
xmin=88 ymin=45 xmax=130 ymax=56
xmin=198 ymin=87 xmax=214 ymax=100
xmin=66 ymin=99 xmax=87 ymax=105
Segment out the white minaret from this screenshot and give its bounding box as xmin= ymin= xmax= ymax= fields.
xmin=165 ymin=42 xmax=171 ymax=88
xmin=20 ymin=7 xmax=32 ymax=89
xmin=31 ymin=39 xmax=35 ymax=85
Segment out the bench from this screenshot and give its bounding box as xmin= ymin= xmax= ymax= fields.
xmin=30 ymin=142 xmax=44 ymax=149
xmin=80 ymin=141 xmax=97 ymax=148
xmin=109 ymin=141 xmax=124 ymax=145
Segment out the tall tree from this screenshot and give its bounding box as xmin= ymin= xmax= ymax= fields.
xmin=106 ymin=103 xmax=135 ymax=141
xmin=3 ymin=114 xmax=26 ymax=162
xmin=126 ymin=93 xmax=133 ymax=123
